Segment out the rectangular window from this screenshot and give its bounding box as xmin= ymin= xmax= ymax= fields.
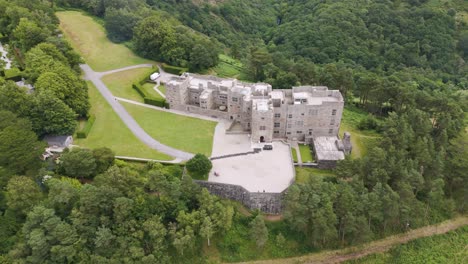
xmin=274 ymin=123 xmax=280 ymax=128
xmin=219 ymin=95 xmax=227 ymax=99
xmin=248 ymin=123 xmax=250 ymax=127
xmin=297 ymin=131 xmax=303 ymax=134
xmin=260 ymin=126 xmax=266 ymax=131
xmin=288 ymin=114 xmax=293 ymax=118
xmin=261 ymin=117 xmax=265 ymax=120
xmin=287 ymin=132 xmax=291 ymax=135
xmin=296 ymin=121 xmax=303 ymax=126
xmin=274 ymin=113 xmax=281 ymax=118
xmin=330 ymin=119 xmax=335 ymax=125
xmin=329 ymin=129 xmax=333 ymax=134
xmin=288 ymin=124 xmax=292 ymax=128
xmin=309 ymin=109 xmax=318 ymax=116
xmin=232 ymin=97 xmax=238 ymax=102
xmin=274 ymin=131 xmax=279 ymax=134
xmin=332 ymin=109 xmax=337 ymax=116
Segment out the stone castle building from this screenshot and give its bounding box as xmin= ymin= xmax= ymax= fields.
xmin=166 ymin=73 xmax=351 ymax=168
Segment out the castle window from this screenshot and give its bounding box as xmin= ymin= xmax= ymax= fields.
xmin=329 ymin=129 xmax=333 ymax=134
xmin=275 ymin=113 xmax=281 ymax=118
xmin=297 ymin=131 xmax=303 ymax=134
xmin=288 ymin=124 xmax=292 ymax=128
xmin=287 ymin=132 xmax=291 ymax=135
xmin=296 ymin=121 xmax=303 ymax=126
xmin=309 ymin=109 xmax=318 ymax=116
xmin=274 ymin=123 xmax=280 ymax=128
xmin=330 ymin=119 xmax=335 ymax=125
xmin=261 ymin=117 xmax=265 ymax=120
xmin=274 ymin=131 xmax=279 ymax=134
xmin=332 ymin=109 xmax=337 ymax=116
xmin=288 ymin=114 xmax=293 ymax=118
xmin=232 ymin=97 xmax=238 ymax=102
xmin=248 ymin=123 xmax=250 ymax=127
xmin=260 ymin=126 xmax=266 ymax=131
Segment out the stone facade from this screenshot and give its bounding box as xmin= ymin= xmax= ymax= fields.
xmin=166 ymin=73 xmax=344 ymax=141
xmin=195 ymin=180 xmax=285 ymax=214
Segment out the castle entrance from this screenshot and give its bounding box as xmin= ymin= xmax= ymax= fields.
xmin=260 ymin=136 xmax=265 ymax=143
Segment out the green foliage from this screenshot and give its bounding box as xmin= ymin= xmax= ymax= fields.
xmin=3 ymin=67 xmax=22 ymax=81
xmin=249 ymin=214 xmax=268 ymax=248
xmin=76 ymin=114 xmax=96 ymax=138
xmin=6 ymin=176 xmax=42 ymax=216
xmin=186 ymin=154 xmax=212 ymax=180
xmin=59 ymin=148 xmax=96 ymax=179
xmin=92 ymin=147 xmax=115 ymax=175
xmin=132 ymin=82 xmax=168 ymax=108
xmin=161 ymin=63 xmax=188 ymax=75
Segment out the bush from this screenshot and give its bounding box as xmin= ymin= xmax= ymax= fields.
xmin=161 ymin=63 xmax=188 ymax=75
xmin=138 ymin=66 xmax=158 ymax=85
xmin=132 ymin=83 xmax=147 ymax=98
xmin=358 ymin=115 xmax=378 ymax=130
xmin=144 ymin=97 xmax=168 ymax=108
xmin=186 ymin=153 xmax=212 ymax=180
xmin=76 ymin=115 xmax=96 ymax=138
xmin=4 ymin=68 xmax=22 ymax=81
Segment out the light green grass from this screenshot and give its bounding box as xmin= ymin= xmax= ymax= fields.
xmin=57 ymin=11 xmax=152 ymax=71
xmin=102 ymin=68 xmax=154 ymax=102
xmin=74 ymin=82 xmax=172 ymax=160
xmin=142 ymin=83 xmax=164 ymax=99
xmin=209 ymin=54 xmax=250 ymax=81
xmin=339 ymin=106 xmax=381 ymax=159
xmin=157 ymin=84 xmax=166 ymax=95
xmin=122 ymin=102 xmax=217 ymax=156
xmin=291 ymin=148 xmax=298 ymax=163
xmin=299 ymin=144 xmax=314 ymax=163
xmin=295 ymin=167 xmax=336 ymax=184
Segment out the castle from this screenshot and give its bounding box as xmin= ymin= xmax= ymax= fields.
xmin=166 ymin=73 xmax=351 ymax=168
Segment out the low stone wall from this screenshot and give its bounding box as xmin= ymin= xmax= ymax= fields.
xmin=194 ymin=181 xmax=286 ymax=214
xmin=171 ymin=104 xmax=229 ymax=120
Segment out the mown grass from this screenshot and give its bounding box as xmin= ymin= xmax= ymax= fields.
xmin=346 ymin=226 xmax=468 ymax=264
xmin=102 ymin=67 xmax=154 ymax=102
xmin=57 ymin=11 xmax=152 ymax=71
xmin=142 ymin=83 xmax=164 ymax=99
xmin=291 ymin=148 xmax=298 ymax=163
xmin=299 ymin=144 xmax=314 ymax=163
xmin=340 ymin=106 xmax=381 ymax=159
xmin=74 ymin=82 xmax=172 ymax=160
xmin=210 ymin=54 xmax=250 ymax=81
xmin=122 ymin=102 xmax=217 ymax=156
xmin=295 ymin=167 xmax=336 ymax=184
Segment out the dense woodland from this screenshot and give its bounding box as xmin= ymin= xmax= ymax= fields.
xmin=0 ymin=0 xmax=467 ymax=263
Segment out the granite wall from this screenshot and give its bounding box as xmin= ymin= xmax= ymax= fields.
xmin=194 ymin=181 xmax=286 ymax=214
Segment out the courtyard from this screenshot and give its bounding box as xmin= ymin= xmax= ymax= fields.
xmin=208 ymin=122 xmax=295 ymax=193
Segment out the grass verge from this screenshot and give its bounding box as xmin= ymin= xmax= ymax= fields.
xmin=57 ymin=11 xmax=152 ymax=71
xmin=74 ymin=82 xmax=172 ymax=160
xmin=122 ymin=102 xmax=217 ymax=156
xmin=102 ymin=67 xmax=154 ymax=102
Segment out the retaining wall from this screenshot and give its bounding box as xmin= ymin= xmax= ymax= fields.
xmin=194 ymin=181 xmax=286 ymax=214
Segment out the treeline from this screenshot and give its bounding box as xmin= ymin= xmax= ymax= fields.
xmin=56 ymin=0 xmax=219 ymax=71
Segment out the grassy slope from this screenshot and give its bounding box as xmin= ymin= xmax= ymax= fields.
xmin=57 ymin=11 xmax=152 ymax=71
xmin=102 ymin=68 xmax=153 ymax=102
xmin=346 ymin=226 xmax=468 ymax=264
xmin=122 ymin=102 xmax=217 ymax=156
xmin=74 ymin=82 xmax=172 ymax=160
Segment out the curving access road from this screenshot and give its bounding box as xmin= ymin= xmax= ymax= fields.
xmin=80 ymin=64 xmax=194 ymax=162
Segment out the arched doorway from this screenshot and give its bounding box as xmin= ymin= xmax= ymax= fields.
xmin=260 ymin=136 xmax=265 ymax=143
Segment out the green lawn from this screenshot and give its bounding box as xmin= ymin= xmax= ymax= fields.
xmin=122 ymin=102 xmax=217 ymax=156
xmin=74 ymin=82 xmax=172 ymax=160
xmin=157 ymin=84 xmax=166 ymax=95
xmin=142 ymin=83 xmax=163 ymax=99
xmin=295 ymin=167 xmax=336 ymax=184
xmin=339 ymin=106 xmax=381 ymax=159
xmin=57 ymin=11 xmax=152 ymax=71
xmin=299 ymin=144 xmax=314 ymax=163
xmin=291 ymin=148 xmax=298 ymax=163
xmin=102 ymin=68 xmax=154 ymax=102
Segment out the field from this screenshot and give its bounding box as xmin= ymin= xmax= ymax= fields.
xmin=295 ymin=167 xmax=336 ymax=184
xmin=122 ymin=102 xmax=217 ymax=156
xmin=74 ymin=82 xmax=172 ymax=160
xmin=340 ymin=106 xmax=381 ymax=159
xmin=299 ymin=144 xmax=314 ymax=163
xmin=57 ymin=11 xmax=152 ymax=71
xmin=102 ymin=68 xmax=153 ymax=102
xmin=346 ymin=226 xmax=468 ymax=264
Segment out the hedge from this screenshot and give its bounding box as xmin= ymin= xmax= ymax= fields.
xmin=161 ymin=63 xmax=188 ymax=75
xmin=4 ymin=68 xmax=22 ymax=81
xmin=132 ymin=82 xmax=169 ymax=108
xmin=138 ymin=66 xmax=159 ymax=85
xmin=76 ymin=115 xmax=96 ymax=138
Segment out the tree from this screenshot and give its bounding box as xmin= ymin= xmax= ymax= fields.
xmin=249 ymin=214 xmax=268 ymax=248
xmin=29 ymin=90 xmax=77 ymax=136
xmin=0 ymin=111 xmax=44 ymax=174
xmin=248 ymin=48 xmax=272 ymax=81
xmin=59 ymin=148 xmax=96 ymax=179
xmin=12 ymin=18 xmax=48 ymax=51
xmin=133 ymin=16 xmax=176 ymax=61
xmin=200 ymin=216 xmax=214 ymax=246
xmin=105 ymin=8 xmax=140 ymax=43
xmin=92 ymin=147 xmax=115 ymax=175
xmin=6 ymin=176 xmax=42 ymax=216
xmin=189 ymin=41 xmax=219 ymax=71
xmin=186 ymin=154 xmax=212 ymax=180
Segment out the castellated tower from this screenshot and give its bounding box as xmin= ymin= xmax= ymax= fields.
xmin=251 ymin=99 xmax=274 ymax=143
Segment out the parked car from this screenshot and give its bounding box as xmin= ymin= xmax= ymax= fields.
xmin=263 ymin=145 xmax=273 ymax=150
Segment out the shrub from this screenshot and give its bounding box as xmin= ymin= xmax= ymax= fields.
xmin=161 ymin=63 xmax=188 ymax=75
xmin=186 ymin=153 xmax=212 ymax=180
xmin=132 ymin=83 xmax=147 ymax=98
xmin=4 ymin=68 xmax=22 ymax=81
xmin=138 ymin=66 xmax=158 ymax=85
xmin=144 ymin=97 xmax=168 ymax=108
xmin=76 ymin=115 xmax=96 ymax=138
xmin=358 ymin=115 xmax=378 ymax=130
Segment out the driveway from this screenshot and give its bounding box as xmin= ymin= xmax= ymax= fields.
xmin=80 ymin=64 xmax=194 ymax=161
xmin=208 ymin=122 xmax=295 ymax=193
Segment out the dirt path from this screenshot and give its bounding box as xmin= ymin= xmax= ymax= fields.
xmin=237 ymin=215 xmax=467 ymax=264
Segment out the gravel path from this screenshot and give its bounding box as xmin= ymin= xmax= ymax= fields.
xmin=80 ymin=64 xmax=194 ymax=161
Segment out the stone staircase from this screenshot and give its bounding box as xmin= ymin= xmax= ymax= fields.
xmin=210 ymin=149 xmax=261 ymax=160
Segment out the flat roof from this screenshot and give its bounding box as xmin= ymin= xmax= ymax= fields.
xmin=313 ymin=136 xmax=345 ymax=161
xmin=253 ymin=99 xmax=270 ymax=111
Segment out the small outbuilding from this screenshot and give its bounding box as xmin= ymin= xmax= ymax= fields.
xmin=150 ymin=72 xmax=160 ymax=81
xmin=43 ymin=135 xmax=73 ymax=153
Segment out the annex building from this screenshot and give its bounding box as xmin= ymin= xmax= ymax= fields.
xmin=166 ymin=73 xmax=351 ymax=168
